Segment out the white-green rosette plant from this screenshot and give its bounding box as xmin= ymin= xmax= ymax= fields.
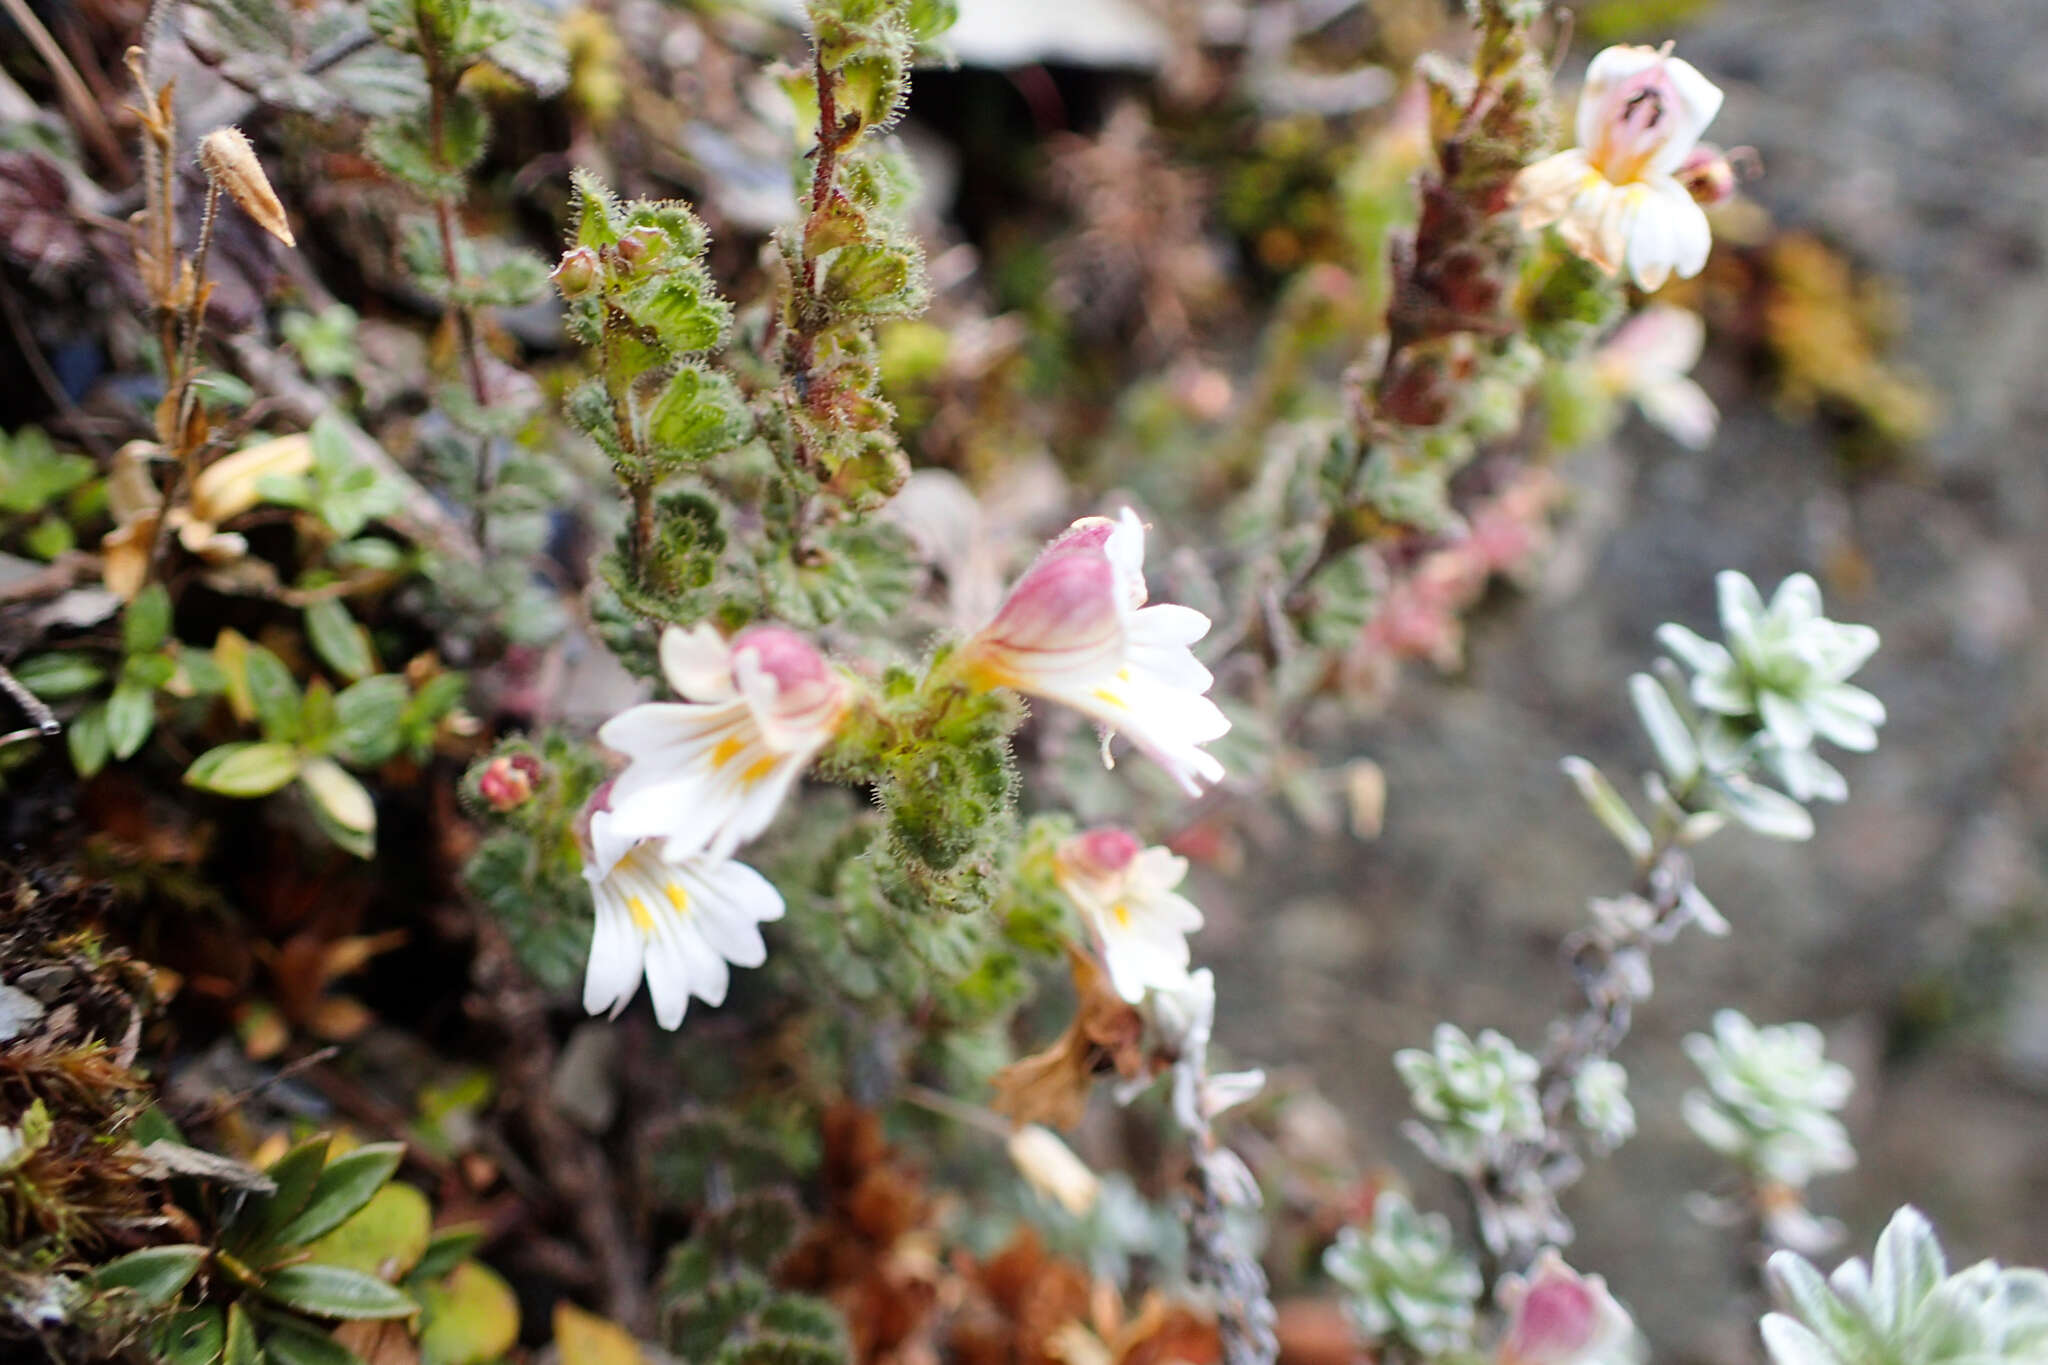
xmin=1682 ymin=1009 xmax=1856 ymax=1190
xmin=1396 ymin=1024 xmax=1545 ymax=1174
xmin=1644 ymin=569 xmax=1886 ymax=841
xmin=1570 ymin=1057 xmax=1636 ymax=1154
xmin=1762 ymin=1206 xmax=2048 ymax=1365
xmin=1323 ymin=1190 xmax=1483 ymax=1360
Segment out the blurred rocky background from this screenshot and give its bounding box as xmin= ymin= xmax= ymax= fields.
xmin=1195 ymin=0 xmax=2048 ymax=1355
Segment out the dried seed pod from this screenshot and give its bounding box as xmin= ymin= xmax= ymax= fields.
xmin=198 ymin=127 xmax=295 ymax=247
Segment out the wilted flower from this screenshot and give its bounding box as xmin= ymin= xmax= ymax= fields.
xmin=1682 ymin=1009 xmax=1855 ymax=1188
xmin=600 ymin=623 xmax=849 ymax=861
xmin=1396 ymin=1024 xmax=1545 ymax=1165
xmin=1658 ymin=571 xmax=1885 ymax=804
xmin=1513 ymin=44 xmax=1725 ymax=290
xmin=101 ymin=435 xmax=315 ymax=598
xmin=1006 ymin=1124 xmax=1100 ymax=1217
xmin=1496 ymin=1250 xmax=1637 ymax=1365
xmin=1594 ymin=305 xmax=1718 ymax=449
xmin=581 ymin=804 xmax=784 ymax=1030
xmin=199 ymin=126 xmax=295 ymax=248
xmin=958 ymin=509 xmax=1229 ymax=796
xmin=1762 ymin=1206 xmax=2048 ymax=1365
xmin=1571 ymin=1058 xmax=1637 ymax=1152
xmin=1055 ymin=827 xmax=1204 ymax=1004
xmin=1140 ymin=967 xmax=1265 ymax=1133
xmin=1324 ymin=1190 xmax=1482 ymax=1358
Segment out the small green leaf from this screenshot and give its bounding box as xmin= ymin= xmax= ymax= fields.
xmin=333 ymin=675 xmax=408 ymax=768
xmin=1629 ymin=672 xmax=1701 ymax=785
xmin=1561 ymin=756 xmax=1652 ymax=861
xmin=301 ymin=678 xmax=338 ymax=753
xmin=639 ymin=364 xmax=751 ymax=468
xmin=231 ymin=1136 xmax=333 ymax=1254
xmin=305 ymin=600 xmax=376 ymax=682
xmin=157 ymin=1304 xmax=226 ymax=1365
xmin=304 ymin=1183 xmax=433 ymax=1281
xmin=417 ymin=1261 xmax=519 ymax=1365
xmin=409 ymin=1224 xmax=485 ymax=1282
xmin=13 ymin=653 xmax=106 ymax=700
xmin=67 ymin=703 xmax=110 ymax=777
xmin=123 ymin=582 xmax=173 ymax=654
xmin=94 ymin=1244 xmax=208 ymax=1306
xmin=272 ymin=1143 xmax=406 ymax=1248
xmin=243 ymin=645 xmax=304 ymax=743
xmin=258 ymin=1316 xmax=366 ymax=1365
xmin=186 ymin=742 xmax=302 ymax=798
xmin=224 ymin=1303 xmax=261 ymax=1365
xmin=258 ymin=1264 xmax=417 ymax=1321
xmin=106 ymin=677 xmax=157 ymax=761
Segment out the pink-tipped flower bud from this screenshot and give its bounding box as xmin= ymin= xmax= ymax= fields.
xmin=1059 ymin=826 xmax=1143 ymax=883
xmin=553 ymin=246 xmax=601 ymax=298
xmin=614 ymin=225 xmax=666 ymax=272
xmin=1678 ymin=144 xmax=1739 ymax=207
xmin=1496 ymin=1250 xmax=1634 ymax=1365
xmin=479 ymin=753 xmax=544 ymax=811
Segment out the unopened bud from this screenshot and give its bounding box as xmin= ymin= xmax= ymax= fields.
xmin=1678 ymin=144 xmax=1738 ymax=207
xmin=552 ymin=246 xmax=601 ymax=298
xmin=479 ymin=753 xmax=544 ymax=811
xmin=199 ymin=127 xmax=295 ymax=247
xmin=614 ymin=225 xmax=665 ymax=271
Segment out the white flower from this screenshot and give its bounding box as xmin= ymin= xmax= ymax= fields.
xmin=1594 ymin=305 xmax=1718 ymax=448
xmin=599 ymin=623 xmax=850 ymax=861
xmin=581 ymin=806 xmax=785 ymax=1030
xmin=1514 ymin=44 xmax=1725 ymax=290
xmin=959 ymin=508 xmax=1229 ymax=796
xmin=1056 ymin=827 xmax=1205 ymax=1004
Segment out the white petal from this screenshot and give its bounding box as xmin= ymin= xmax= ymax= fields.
xmin=1717 ymin=570 xmax=1766 ymax=640
xmin=1105 ymin=507 xmax=1149 ymax=608
xmin=1578 ymin=45 xmax=1668 ymax=150
xmin=659 ymin=624 xmax=737 ymax=702
xmin=1647 ymin=54 xmax=1726 ymax=176
xmin=1637 ymin=375 xmax=1719 ymax=448
xmin=582 ymin=893 xmax=643 ymax=1017
xmin=1513 ymin=150 xmax=1594 ymax=229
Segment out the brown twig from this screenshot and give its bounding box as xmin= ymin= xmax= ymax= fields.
xmin=0 ymin=0 xmax=128 ymax=176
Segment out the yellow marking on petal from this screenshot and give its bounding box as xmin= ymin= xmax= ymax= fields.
xmin=1112 ymin=902 xmax=1131 ymax=928
xmin=627 ymin=896 xmax=654 ymax=932
xmin=665 ymin=882 xmax=689 ymax=914
xmin=740 ymin=755 xmax=778 ymax=787
xmin=711 ymin=735 xmax=746 ymax=769
xmin=1091 ymin=687 xmax=1127 ymax=709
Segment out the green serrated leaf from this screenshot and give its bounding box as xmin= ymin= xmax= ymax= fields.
xmin=186 ymin=742 xmax=302 ymax=798
xmin=641 ymin=364 xmax=751 ymax=467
